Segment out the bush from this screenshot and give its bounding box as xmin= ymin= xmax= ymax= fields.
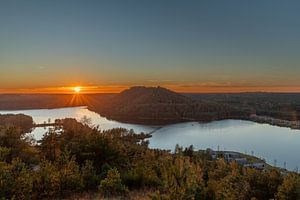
xmin=276 ymin=174 xmax=300 ymax=200
xmin=81 ymin=160 xmax=99 ymax=190
xmin=33 ymin=153 xmax=84 ymax=198
xmin=32 ymin=159 xmax=60 ymax=198
xmin=0 ymin=159 xmax=33 ymax=199
xmin=99 ymin=168 xmax=128 ymax=197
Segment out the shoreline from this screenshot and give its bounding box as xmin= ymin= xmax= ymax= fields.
xmin=249 ymin=114 xmax=300 ymax=130
xmin=96 ymin=113 xmax=300 ymax=130
xmin=1 ymin=105 xmax=300 ymax=130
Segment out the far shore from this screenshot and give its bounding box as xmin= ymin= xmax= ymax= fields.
xmin=7 ymin=105 xmax=298 ymax=130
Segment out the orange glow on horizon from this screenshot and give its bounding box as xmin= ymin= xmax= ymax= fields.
xmin=0 ymin=85 xmax=300 ymax=94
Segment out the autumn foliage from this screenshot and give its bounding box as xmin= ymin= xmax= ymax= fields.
xmin=0 ymin=117 xmax=299 ymax=199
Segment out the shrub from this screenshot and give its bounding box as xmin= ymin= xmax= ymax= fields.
xmin=81 ymin=160 xmax=99 ymax=190
xmin=99 ymin=168 xmax=128 ymax=197
xmin=0 ymin=159 xmax=33 ymax=199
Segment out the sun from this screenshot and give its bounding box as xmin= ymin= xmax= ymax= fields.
xmin=73 ymin=87 xmax=81 ymax=93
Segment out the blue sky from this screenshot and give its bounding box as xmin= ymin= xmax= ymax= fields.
xmin=1 ymin=0 xmax=300 ymax=92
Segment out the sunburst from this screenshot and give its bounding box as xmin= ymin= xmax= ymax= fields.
xmin=73 ymin=87 xmax=81 ymax=93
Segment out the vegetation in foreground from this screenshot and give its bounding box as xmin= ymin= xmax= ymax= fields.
xmin=0 ymin=115 xmax=300 ymax=200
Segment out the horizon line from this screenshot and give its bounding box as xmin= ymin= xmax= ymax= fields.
xmin=1 ymin=85 xmax=300 ymax=95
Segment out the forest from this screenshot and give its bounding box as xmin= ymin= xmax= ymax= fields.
xmin=188 ymin=93 xmax=300 ymax=122
xmin=0 ymin=115 xmax=299 ymax=200
xmin=1 ymin=87 xmax=300 ymax=126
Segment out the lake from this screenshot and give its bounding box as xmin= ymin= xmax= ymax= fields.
xmin=1 ymin=106 xmax=300 ymax=171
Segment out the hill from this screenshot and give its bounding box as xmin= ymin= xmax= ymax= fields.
xmin=111 ymin=86 xmax=192 ymax=105
xmin=93 ymin=86 xmax=246 ymax=124
xmin=0 ymin=88 xmax=299 ymax=126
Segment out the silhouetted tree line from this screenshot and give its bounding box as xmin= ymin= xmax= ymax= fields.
xmin=0 ymin=114 xmax=33 ymax=133
xmin=0 ymin=116 xmax=299 ymax=199
xmin=188 ymin=93 xmax=300 ymax=121
xmin=1 ymin=88 xmax=300 ymax=125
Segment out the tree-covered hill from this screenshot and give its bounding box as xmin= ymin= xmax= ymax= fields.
xmin=1 ymin=87 xmax=300 ymax=126
xmin=93 ymin=86 xmax=246 ymax=124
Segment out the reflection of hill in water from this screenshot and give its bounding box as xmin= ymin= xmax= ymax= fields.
xmin=198 ymin=120 xmax=256 ymax=130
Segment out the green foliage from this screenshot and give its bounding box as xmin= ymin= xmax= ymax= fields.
xmin=81 ymin=160 xmax=98 ymax=190
xmin=215 ymin=171 xmax=250 ymax=200
xmin=99 ymin=167 xmax=128 ymax=197
xmin=276 ymin=173 xmax=300 ymax=200
xmin=0 ymin=159 xmax=33 ymax=200
xmin=150 ymin=191 xmax=170 ymax=200
xmin=159 ymin=155 xmax=204 ymax=199
xmin=39 ymin=128 xmax=61 ymax=161
xmin=123 ymin=150 xmax=163 ymax=189
xmin=206 ymin=160 xmax=286 ymax=200
xmin=33 ymin=152 xmax=83 ymax=198
xmin=32 ymin=159 xmax=60 ymax=198
xmin=0 ymin=146 xmax=10 ymax=161
xmin=56 ymin=151 xmax=84 ymax=195
xmin=0 ymin=116 xmax=299 ymax=199
xmin=0 ymin=126 xmax=38 ymax=164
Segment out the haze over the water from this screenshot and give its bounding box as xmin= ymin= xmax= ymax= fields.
xmin=1 ymin=0 xmax=300 ymax=93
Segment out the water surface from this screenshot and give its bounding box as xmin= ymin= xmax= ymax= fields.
xmin=1 ymin=106 xmax=300 ymax=171
xmin=150 ymin=120 xmax=300 ymax=171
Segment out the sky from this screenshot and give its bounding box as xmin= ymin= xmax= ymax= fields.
xmin=1 ymin=0 xmax=300 ymax=93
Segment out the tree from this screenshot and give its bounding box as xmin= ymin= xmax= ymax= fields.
xmin=0 ymin=146 xmax=10 ymax=161
xmin=56 ymin=152 xmax=83 ymax=196
xmin=99 ymin=168 xmax=127 ymax=197
xmin=276 ymin=173 xmax=300 ymax=200
xmin=161 ymin=156 xmax=204 ymax=199
xmin=81 ymin=160 xmax=98 ymax=190
xmin=0 ymin=159 xmax=33 ymax=199
xmin=39 ymin=128 xmax=61 ymax=161
xmin=215 ymin=172 xmax=250 ymax=200
xmin=33 ymin=159 xmax=60 ymax=198
xmin=0 ymin=126 xmax=38 ymax=164
xmin=80 ymin=115 xmax=92 ymax=127
xmin=244 ymin=168 xmax=270 ymax=199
